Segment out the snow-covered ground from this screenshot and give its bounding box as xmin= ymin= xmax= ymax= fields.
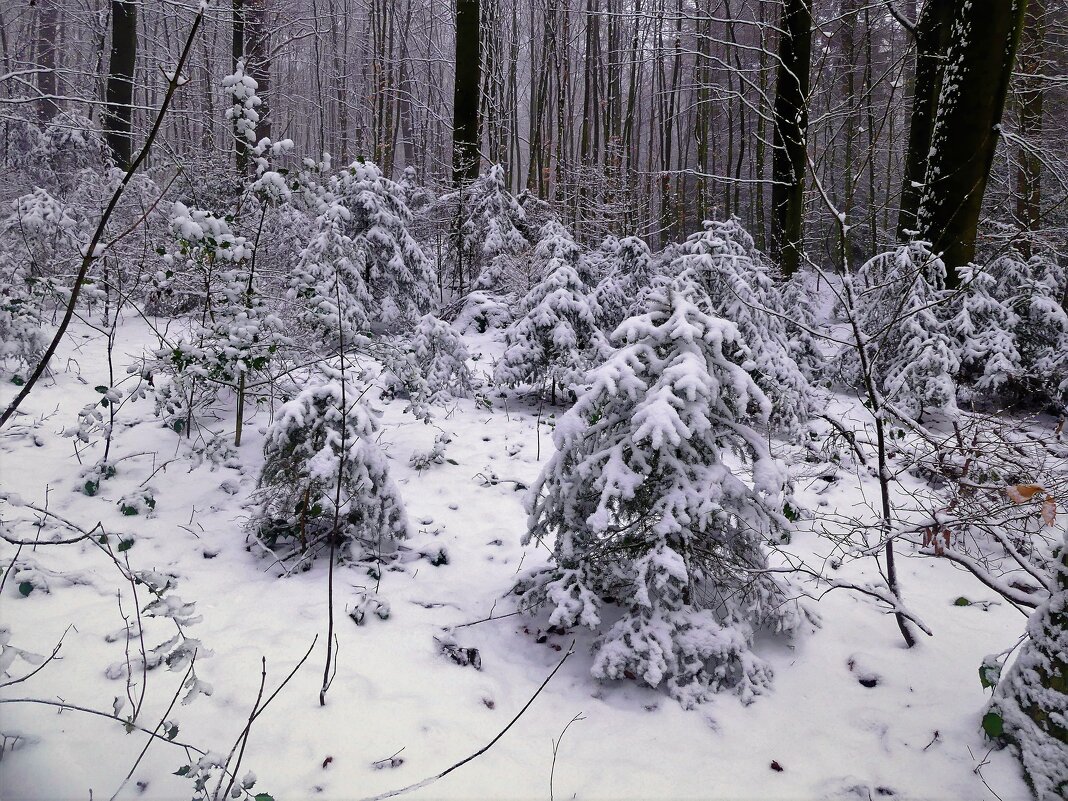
xmin=0 ymin=317 xmax=1037 ymax=800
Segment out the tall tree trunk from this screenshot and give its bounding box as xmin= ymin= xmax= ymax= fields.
xmin=896 ymin=0 xmax=956 ymax=240
xmin=232 ymin=0 xmax=248 ymax=174
xmin=916 ymin=0 xmax=1029 ymax=287
xmin=453 ymin=0 xmax=481 ymax=185
xmin=770 ymin=0 xmax=812 ymax=277
xmin=104 ymin=0 xmax=137 ymax=169
xmin=36 ymin=0 xmax=60 ymax=122
xmin=1014 ymin=0 xmax=1044 ymax=254
xmin=247 ymin=0 xmax=271 ymax=144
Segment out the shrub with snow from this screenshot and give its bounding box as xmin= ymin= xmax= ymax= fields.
xmin=332 ymin=160 xmax=436 ymax=329
xmin=590 ymin=235 xmax=660 ymax=334
xmin=494 ymin=225 xmax=601 ymax=402
xmin=850 ymin=242 xmax=958 ymax=420
xmin=515 ymin=271 xmax=807 ymax=709
xmin=252 ymin=380 xmax=410 ymax=564
xmin=408 ymin=313 xmax=474 ymax=400
xmin=986 ymin=525 xmax=1068 ymax=800
xmin=674 ymin=218 xmax=811 ymax=430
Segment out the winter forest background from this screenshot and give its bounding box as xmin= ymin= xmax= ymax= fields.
xmin=0 ymin=1 xmax=1067 ymax=800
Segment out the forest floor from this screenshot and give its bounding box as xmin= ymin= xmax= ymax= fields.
xmin=0 ymin=316 xmax=1041 ymax=801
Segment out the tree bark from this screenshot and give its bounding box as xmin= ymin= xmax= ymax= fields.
xmin=104 ymin=0 xmax=137 ymax=170
xmin=896 ymin=0 xmax=956 ymax=240
xmin=770 ymin=0 xmax=812 ymax=277
xmin=453 ymin=0 xmax=481 ymax=185
xmin=916 ymin=0 xmax=1029 ymax=287
xmin=36 ymin=0 xmax=60 ymax=122
xmin=1014 ymin=0 xmax=1044 ymax=253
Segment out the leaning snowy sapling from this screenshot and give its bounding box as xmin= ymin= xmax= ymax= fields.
xmin=515 ymin=271 xmax=807 ymax=709
xmin=985 ymin=525 xmax=1068 ymax=800
xmin=252 ymin=380 xmax=409 ymax=564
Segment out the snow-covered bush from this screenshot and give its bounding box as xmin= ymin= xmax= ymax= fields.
xmin=986 ymin=525 xmax=1068 ymax=800
xmin=451 ymin=289 xmax=513 ymax=334
xmin=515 ymin=271 xmax=807 ymax=709
xmin=675 ymin=218 xmax=810 ymax=429
xmin=0 ymin=189 xmax=83 ymax=375
xmin=252 ymin=380 xmax=409 ymax=563
xmin=590 ymin=235 xmax=660 ymax=334
xmin=780 ymin=272 xmax=823 ymax=383
xmin=444 ymin=164 xmax=529 ymax=293
xmin=408 ymin=314 xmax=474 ymax=400
xmin=949 ymin=253 xmax=1068 ymax=410
xmin=494 ymin=226 xmax=601 ymax=402
xmin=332 ymin=159 xmax=436 ymax=329
xmin=286 ymin=199 xmax=372 ymax=352
xmin=850 ymin=242 xmax=958 ymax=420
xmin=149 ymin=202 xmax=286 ymax=438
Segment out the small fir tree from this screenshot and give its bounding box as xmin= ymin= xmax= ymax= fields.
xmin=515 ymin=271 xmax=807 ymax=709
xmin=986 ymin=526 xmax=1068 ymax=800
xmin=493 ymin=233 xmax=601 ymax=403
xmin=253 ymin=380 xmax=410 ymax=563
xmin=590 ymin=235 xmax=660 ymax=334
xmin=332 ymin=160 xmax=435 ymax=329
xmin=675 ymin=218 xmax=810 ymax=430
xmin=852 ymin=242 xmax=959 ymax=420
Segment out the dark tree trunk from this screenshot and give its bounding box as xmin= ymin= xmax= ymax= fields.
xmin=1014 ymin=0 xmax=1044 ymax=254
xmin=896 ymin=0 xmax=956 ymax=240
xmin=770 ymin=0 xmax=812 ymax=277
xmin=916 ymin=0 xmax=1029 ymax=287
xmin=452 ymin=0 xmax=481 ymax=186
xmin=36 ymin=0 xmax=60 ymax=122
xmin=247 ymin=0 xmax=271 ymax=143
xmin=104 ymin=0 xmax=137 ymax=170
xmin=232 ymin=0 xmax=248 ymax=174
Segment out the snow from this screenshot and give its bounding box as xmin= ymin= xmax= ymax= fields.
xmin=0 ymin=313 xmax=1043 ymax=801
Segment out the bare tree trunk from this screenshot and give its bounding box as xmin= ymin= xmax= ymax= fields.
xmin=896 ymin=0 xmax=956 ymax=240
xmin=105 ymin=0 xmax=137 ymax=169
xmin=453 ymin=0 xmax=481 ymax=185
xmin=770 ymin=0 xmax=812 ymax=277
xmin=916 ymin=0 xmax=1029 ymax=287
xmin=36 ymin=0 xmax=60 ymax=122
xmin=1014 ymin=0 xmax=1044 ymax=254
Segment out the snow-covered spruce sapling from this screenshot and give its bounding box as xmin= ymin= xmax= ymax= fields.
xmin=674 ymin=218 xmax=811 ymax=430
xmin=152 ymin=202 xmax=286 ymax=443
xmin=332 ymin=159 xmax=436 ymax=329
xmin=515 ymin=271 xmax=807 ymax=709
xmin=252 ymin=380 xmax=410 ymax=565
xmin=589 ymin=235 xmax=660 ymax=335
xmin=849 ymin=242 xmax=958 ymax=421
xmin=442 ymin=163 xmax=530 ymax=294
xmin=984 ymin=525 xmax=1068 ymax=800
xmin=408 ymin=313 xmax=474 ymax=401
xmin=494 ymin=223 xmax=601 ymax=404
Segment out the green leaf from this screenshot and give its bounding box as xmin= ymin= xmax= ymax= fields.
xmin=18 ymin=581 xmax=34 ymax=597
xmin=100 ymin=397 xmax=109 ymax=408
xmin=11 ymin=375 xmax=25 ymax=386
xmin=165 ymin=722 xmax=179 ymax=741
xmin=981 ymin=711 xmax=1004 ymax=738
xmin=172 ymin=420 xmax=184 ymax=434
xmin=979 ymin=657 xmax=1001 ymax=690
xmin=173 ymin=765 xmax=191 ymax=777
xmin=84 ymin=480 xmax=99 ymax=496
xmin=783 ymin=503 xmax=800 ymax=522
xmin=118 ymin=538 xmax=135 ymax=552
xmin=954 ymin=597 xmax=971 ymax=607
xmin=120 ymin=504 xmax=138 ymax=516
xmin=253 ymin=794 xmax=275 ymax=801
xmin=95 ymin=385 xmax=109 ymax=393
